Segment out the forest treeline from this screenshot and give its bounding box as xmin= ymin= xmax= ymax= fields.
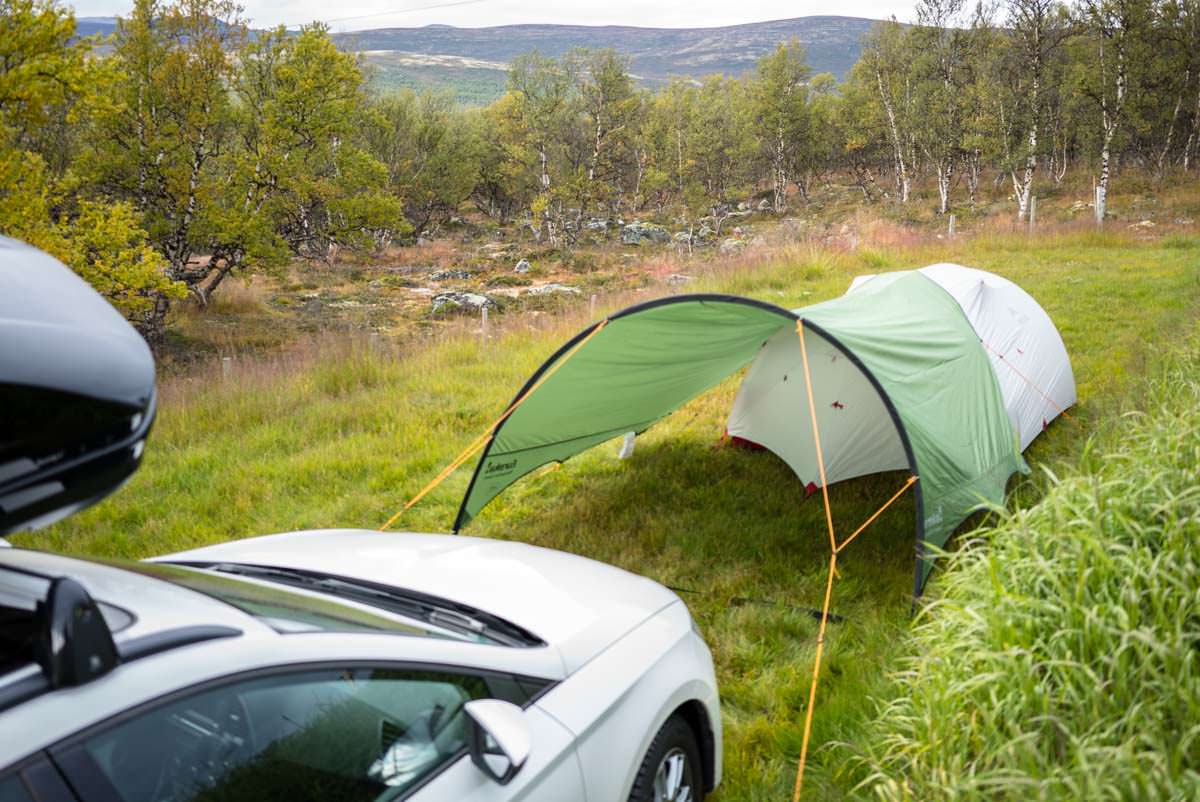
xmin=2 ymin=0 xmax=1198 ymax=340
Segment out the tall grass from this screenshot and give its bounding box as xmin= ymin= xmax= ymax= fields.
xmin=850 ymin=343 xmax=1200 ymax=800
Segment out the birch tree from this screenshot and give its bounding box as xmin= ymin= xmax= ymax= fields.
xmin=860 ymin=20 xmax=919 ymax=203
xmin=507 ymin=53 xmax=574 ymax=194
xmin=85 ymin=0 xmax=248 ymax=324
xmin=573 ymin=49 xmax=639 ymax=214
xmin=467 ymin=93 xmax=538 ymax=222
xmin=365 ymin=90 xmax=474 ymax=237
xmin=837 ymin=61 xmax=894 ymax=201
xmin=232 ymin=25 xmax=404 ymax=261
xmin=751 ymin=40 xmax=812 ymax=212
xmin=1005 ymin=0 xmax=1071 ymax=219
xmin=1178 ymin=1 xmax=1200 ymax=171
xmin=910 ymin=0 xmax=975 ymax=214
xmin=1075 ymin=0 xmax=1152 ymax=220
xmin=647 ymin=79 xmax=698 ymax=202
xmin=958 ymin=10 xmax=1004 ymax=207
xmin=688 ymin=75 xmax=755 ymax=209
xmin=0 ymin=0 xmax=184 ymax=340
xmin=1144 ymin=0 xmax=1200 ymax=173
xmin=507 ymin=53 xmax=579 ymax=242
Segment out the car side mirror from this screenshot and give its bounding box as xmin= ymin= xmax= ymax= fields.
xmin=464 ymin=699 xmax=531 ymax=785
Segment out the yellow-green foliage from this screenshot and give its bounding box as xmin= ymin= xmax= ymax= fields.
xmin=0 ymin=147 xmax=185 ymax=320
xmin=61 ymin=200 xmax=186 ymax=316
xmin=0 ymin=0 xmax=92 ymax=133
xmin=0 ymin=0 xmax=184 ymax=326
xmin=21 ymin=231 xmax=1200 ymax=800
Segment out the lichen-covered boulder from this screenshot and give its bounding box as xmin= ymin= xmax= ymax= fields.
xmin=527 ymin=283 xmax=581 ymax=296
xmin=430 ymin=269 xmax=472 ymax=281
xmin=431 ymin=291 xmax=497 ymax=315
xmin=621 ymin=221 xmax=670 ymax=245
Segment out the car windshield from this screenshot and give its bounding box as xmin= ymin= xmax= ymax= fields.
xmin=111 ymin=560 xmax=471 ymax=642
xmin=160 ymin=561 xmax=546 ymax=648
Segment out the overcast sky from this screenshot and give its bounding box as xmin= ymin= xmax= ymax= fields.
xmin=69 ymin=1 xmax=919 ymax=31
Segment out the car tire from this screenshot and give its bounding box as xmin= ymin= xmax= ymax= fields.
xmin=627 ymin=714 xmax=704 ymax=802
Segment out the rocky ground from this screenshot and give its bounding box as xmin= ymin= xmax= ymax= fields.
xmin=165 ymin=179 xmax=1199 ymax=368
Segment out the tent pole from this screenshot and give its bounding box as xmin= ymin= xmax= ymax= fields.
xmin=797 ymin=320 xmax=837 ymax=554
xmin=791 ymin=473 xmax=919 ymax=801
xmin=793 ymin=320 xmax=922 ymax=800
xmin=836 ymin=475 xmax=919 ymax=553
xmin=793 ymin=318 xmax=840 ymax=801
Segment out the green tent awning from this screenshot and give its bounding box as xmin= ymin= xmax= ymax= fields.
xmin=455 ymin=285 xmax=1028 ymax=594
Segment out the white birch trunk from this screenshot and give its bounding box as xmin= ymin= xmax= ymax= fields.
xmin=876 ymin=68 xmax=911 ymax=203
xmin=1013 ymin=66 xmax=1039 ymax=220
xmin=676 ymin=127 xmax=685 ymax=196
xmin=1183 ymin=78 xmax=1200 ymax=172
xmin=1157 ymin=74 xmax=1187 ymax=177
xmin=936 ymin=158 xmax=953 ymax=215
xmin=773 ymin=127 xmax=788 ymax=212
xmin=963 ymin=150 xmax=980 ymax=208
xmin=1096 ymin=37 xmax=1126 ymax=223
xmin=589 ymin=116 xmax=603 ymax=183
xmin=539 ymin=146 xmax=550 ymax=191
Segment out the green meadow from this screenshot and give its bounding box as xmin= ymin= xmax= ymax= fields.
xmin=22 ymin=228 xmax=1200 ymax=799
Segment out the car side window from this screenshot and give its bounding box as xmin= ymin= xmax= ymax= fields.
xmin=0 ymin=774 xmax=34 ymax=802
xmin=77 ymin=668 xmax=489 ymax=802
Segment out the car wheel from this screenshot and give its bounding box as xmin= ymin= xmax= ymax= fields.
xmin=627 ymin=714 xmax=704 ymax=802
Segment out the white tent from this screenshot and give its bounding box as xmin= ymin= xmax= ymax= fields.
xmin=727 ymin=263 xmax=1076 ymax=491
xmin=726 ymin=316 xmax=910 ymax=489
xmin=849 ymin=263 xmax=1077 ymax=451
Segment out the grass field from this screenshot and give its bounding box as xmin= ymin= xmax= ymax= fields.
xmin=19 ymin=226 xmax=1200 ymax=799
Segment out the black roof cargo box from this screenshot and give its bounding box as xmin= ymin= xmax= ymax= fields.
xmin=0 ymin=237 xmax=156 ymax=534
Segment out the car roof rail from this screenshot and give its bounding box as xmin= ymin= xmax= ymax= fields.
xmin=117 ymin=625 xmax=241 ymax=662
xmin=0 ymin=565 xmax=245 ymax=712
xmin=35 ymin=576 xmax=120 ymax=689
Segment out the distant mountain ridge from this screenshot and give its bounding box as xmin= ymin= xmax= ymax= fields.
xmin=75 ymin=16 xmax=120 ymax=38
xmin=71 ymin=15 xmax=885 ymax=104
xmin=333 ymin=16 xmax=879 ymax=81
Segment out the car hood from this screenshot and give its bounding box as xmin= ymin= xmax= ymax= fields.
xmin=153 ymin=529 xmax=681 ymax=674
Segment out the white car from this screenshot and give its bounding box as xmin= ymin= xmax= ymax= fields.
xmin=0 ymin=240 xmax=722 ymax=801
xmin=0 ymin=530 xmax=721 ymax=801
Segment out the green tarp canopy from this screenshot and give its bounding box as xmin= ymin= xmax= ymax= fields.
xmin=455 ymin=276 xmax=1029 ymax=594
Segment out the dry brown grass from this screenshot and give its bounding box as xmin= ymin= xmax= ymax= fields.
xmin=382 ymin=237 xmax=470 ymax=270
xmin=206 ymin=276 xmax=271 ymax=314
